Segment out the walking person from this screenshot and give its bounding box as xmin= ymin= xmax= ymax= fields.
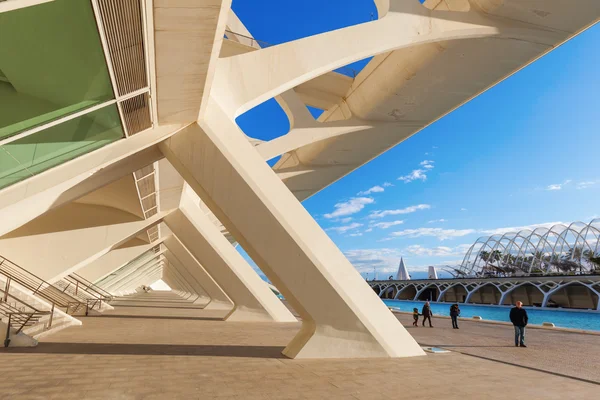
xmin=509 ymin=301 xmax=528 ymax=347
xmin=450 ymin=303 xmax=460 ymax=329
xmin=422 ymin=301 xmax=433 ymax=327
xmin=412 ymin=308 xmax=419 ymax=327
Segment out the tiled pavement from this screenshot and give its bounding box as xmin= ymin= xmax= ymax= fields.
xmin=0 ymin=291 xmax=598 ymax=399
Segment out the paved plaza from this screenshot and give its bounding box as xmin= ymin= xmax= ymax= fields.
xmin=0 ymin=292 xmax=598 ymax=399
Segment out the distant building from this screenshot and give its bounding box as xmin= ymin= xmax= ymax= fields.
xmin=396 ymin=258 xmax=410 ymax=280
xmin=428 ymin=266 xmax=438 ymax=280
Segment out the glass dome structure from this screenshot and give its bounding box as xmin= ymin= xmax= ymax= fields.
xmin=459 ymin=219 xmax=600 ymax=277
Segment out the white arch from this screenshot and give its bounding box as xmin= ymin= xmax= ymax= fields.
xmin=394 ymin=284 xmax=418 ymax=300
xmin=499 ymin=281 xmax=545 ymax=306
xmin=542 ymin=281 xmax=600 ymax=310
xmin=437 ymin=283 xmax=469 ymax=303
xmin=464 ymin=282 xmax=503 ymax=304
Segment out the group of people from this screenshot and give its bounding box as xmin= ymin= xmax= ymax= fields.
xmin=410 ymin=300 xmax=529 ymax=346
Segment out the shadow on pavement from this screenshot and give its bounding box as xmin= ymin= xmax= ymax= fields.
xmin=1 ymin=342 xmax=286 ymax=359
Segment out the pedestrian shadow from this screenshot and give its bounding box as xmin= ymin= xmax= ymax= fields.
xmin=0 ymin=342 xmax=286 ymax=359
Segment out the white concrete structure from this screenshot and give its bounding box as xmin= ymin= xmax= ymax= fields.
xmin=396 ymin=258 xmax=410 ymax=281
xmin=371 ymin=275 xmax=600 ymax=311
xmin=428 ymin=266 xmax=439 ymax=280
xmin=0 ymin=0 xmax=598 ymax=356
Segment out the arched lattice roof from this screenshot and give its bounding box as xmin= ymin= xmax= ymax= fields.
xmin=459 ymin=219 xmax=600 ymax=276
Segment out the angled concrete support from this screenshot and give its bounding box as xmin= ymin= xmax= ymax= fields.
xmin=0 ymin=205 xmax=168 ymax=282
xmin=163 ymin=235 xmax=232 ymax=310
xmin=0 ymin=124 xmax=184 ymax=238
xmin=162 ymin=257 xmax=207 ymax=304
xmin=109 ymin=260 xmax=163 ymax=295
xmin=164 ymin=193 xmax=295 ymax=322
xmin=77 ymin=241 xmax=161 ymax=283
xmin=160 ymin=119 xmax=423 ymax=358
xmin=101 ymin=251 xmax=165 ymax=293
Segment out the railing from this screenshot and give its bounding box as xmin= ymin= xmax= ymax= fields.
xmin=56 ymin=274 xmax=113 ymax=315
xmin=69 ymin=273 xmax=113 ymax=299
xmin=0 ymin=255 xmax=84 ymax=315
xmin=224 ymin=29 xmax=272 ymax=49
xmin=0 ymin=288 xmax=50 ymax=347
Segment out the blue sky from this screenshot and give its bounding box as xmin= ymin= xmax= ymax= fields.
xmin=231 ymin=1 xmax=600 ymax=280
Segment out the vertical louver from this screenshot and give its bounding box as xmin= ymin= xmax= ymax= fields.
xmin=121 ymin=93 xmax=152 ymax=135
xmin=97 ymin=0 xmax=147 ymax=97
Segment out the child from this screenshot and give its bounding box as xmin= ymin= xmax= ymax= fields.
xmin=412 ymin=308 xmax=419 ymax=327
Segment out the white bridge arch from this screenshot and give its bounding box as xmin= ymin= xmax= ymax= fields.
xmin=370 ymin=275 xmax=600 ymax=311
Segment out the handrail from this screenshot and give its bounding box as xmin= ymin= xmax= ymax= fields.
xmin=0 ymin=255 xmax=84 ymax=315
xmin=70 ymin=273 xmax=113 ymax=299
xmin=224 ymin=29 xmax=273 ymax=49
xmin=3 ymin=310 xmax=50 ymax=347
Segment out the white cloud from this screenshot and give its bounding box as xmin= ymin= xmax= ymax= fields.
xmin=348 ymin=233 xmax=363 ymax=237
xmin=398 ymin=160 xmax=435 ymax=183
xmin=324 ymin=197 xmax=374 ymax=219
xmin=390 ymin=227 xmax=476 ymax=241
xmin=398 ymin=169 xmax=427 ymax=183
xmin=420 ymin=160 xmax=435 ymax=169
xmin=480 ymin=221 xmax=565 ymax=236
xmin=368 ymin=204 xmax=430 ymax=219
xmin=364 ymin=228 xmax=373 ymax=233
xmin=460 ymin=208 xmax=467 ymax=211
xmin=371 ymin=220 xmax=405 ymax=229
xmin=343 ymin=248 xmax=460 ymax=276
xmin=577 ymin=180 xmax=599 ymax=190
xmin=357 ymin=185 xmax=385 ymax=195
xmin=402 ymin=244 xmax=472 ymax=257
xmin=326 ymin=222 xmax=363 ymax=234
xmin=428 ymin=219 xmax=446 ymax=224
xmin=340 ymin=217 xmax=353 ymax=223
xmin=545 ymin=179 xmax=571 ymax=191
xmin=343 ymin=248 xmax=403 ymax=274
xmin=383 ymin=182 xmax=393 ymax=187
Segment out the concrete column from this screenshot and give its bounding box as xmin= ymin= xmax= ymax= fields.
xmin=163 ymin=251 xmax=210 ymax=305
xmin=159 ymin=118 xmax=423 ymax=358
xmin=164 ymin=235 xmax=233 ymax=311
xmin=161 ymin=262 xmax=198 ymax=301
xmin=164 ymin=197 xmax=295 ymax=323
xmin=163 ymin=260 xmax=204 ymax=302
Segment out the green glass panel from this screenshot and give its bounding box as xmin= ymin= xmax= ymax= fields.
xmin=0 ymin=0 xmax=114 ymax=140
xmin=0 ymin=105 xmax=124 ymax=190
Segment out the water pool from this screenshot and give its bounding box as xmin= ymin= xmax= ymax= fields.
xmin=382 ymin=299 xmax=600 ymax=332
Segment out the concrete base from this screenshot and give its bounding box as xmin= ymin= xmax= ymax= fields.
xmin=0 ymin=322 xmax=37 ymax=347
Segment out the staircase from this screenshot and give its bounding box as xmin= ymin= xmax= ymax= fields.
xmin=0 ymin=256 xmax=88 ymax=346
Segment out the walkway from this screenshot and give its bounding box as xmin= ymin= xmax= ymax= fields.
xmin=0 ymin=291 xmax=597 ymax=399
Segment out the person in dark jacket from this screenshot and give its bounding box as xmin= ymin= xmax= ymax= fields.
xmin=450 ymin=304 xmax=460 ymax=329
xmin=422 ymin=301 xmax=433 ymax=327
xmin=509 ymin=301 xmax=528 ymax=347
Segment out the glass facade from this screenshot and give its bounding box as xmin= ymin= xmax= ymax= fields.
xmin=0 ymin=105 xmax=124 ymax=189
xmin=0 ymin=0 xmax=115 ymax=140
